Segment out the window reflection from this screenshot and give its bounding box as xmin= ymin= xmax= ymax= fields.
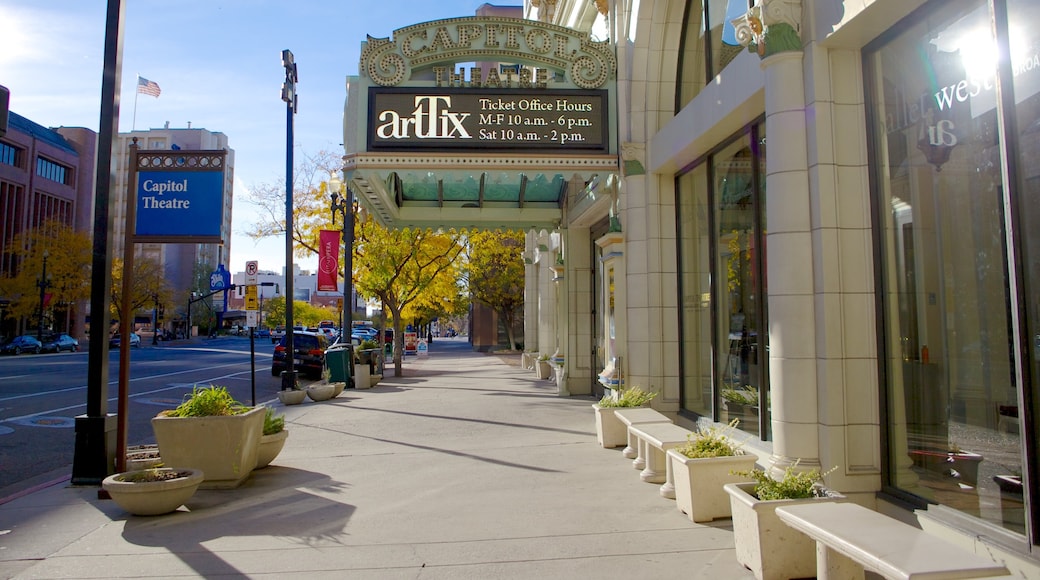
xmin=870 ymin=0 xmax=1032 ymax=536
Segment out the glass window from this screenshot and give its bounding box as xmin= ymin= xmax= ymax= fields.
xmin=0 ymin=142 xmax=21 ymax=167
xmin=868 ymin=0 xmax=1034 ymax=537
xmin=677 ymin=122 xmax=768 ymax=437
xmin=678 ymin=163 xmax=712 ymax=417
xmin=35 ymin=157 xmax=68 ymax=185
xmin=677 ymin=0 xmax=751 ymax=111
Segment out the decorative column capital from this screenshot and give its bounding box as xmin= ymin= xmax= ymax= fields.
xmin=731 ymin=0 xmax=802 ymax=59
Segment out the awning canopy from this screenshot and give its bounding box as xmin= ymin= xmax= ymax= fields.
xmin=344 ymin=152 xmax=618 ymax=231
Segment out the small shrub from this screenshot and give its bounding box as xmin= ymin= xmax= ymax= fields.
xmin=359 ymin=339 xmax=378 ymax=350
xmin=598 ymin=386 xmax=658 ymax=408
xmin=263 ymin=407 xmax=285 ymax=435
xmin=731 ymin=460 xmax=837 ymax=500
xmin=160 ymin=385 xmax=250 ymax=417
xmin=676 ymin=419 xmax=745 ymax=459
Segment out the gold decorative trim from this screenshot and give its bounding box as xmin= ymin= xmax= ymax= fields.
xmin=360 ymin=16 xmax=616 ymax=90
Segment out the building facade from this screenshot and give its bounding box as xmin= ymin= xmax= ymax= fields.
xmin=0 ymin=110 xmax=96 ymax=340
xmin=341 ymin=0 xmax=1038 ymax=571
xmin=532 ymin=0 xmax=1039 ymax=570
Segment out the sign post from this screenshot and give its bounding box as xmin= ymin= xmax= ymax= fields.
xmin=245 ymin=260 xmax=258 ymax=405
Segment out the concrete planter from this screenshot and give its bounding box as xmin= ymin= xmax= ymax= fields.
xmin=278 ymin=389 xmax=307 ymax=405
xmin=306 ymin=384 xmax=336 ymax=401
xmin=667 ymin=451 xmax=758 ymax=522
xmin=256 ymin=430 xmax=288 ymax=469
xmin=592 ymin=403 xmax=637 ymax=448
xmin=102 ymin=468 xmax=204 ymax=516
xmin=724 ymin=481 xmax=845 ymax=580
xmin=536 ymin=360 xmax=552 ymax=379
xmin=151 ymin=406 xmax=265 ymax=489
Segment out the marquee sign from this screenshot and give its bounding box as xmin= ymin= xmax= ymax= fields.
xmin=360 ymin=16 xmax=616 ymax=90
xmin=369 ymin=88 xmax=608 ymax=152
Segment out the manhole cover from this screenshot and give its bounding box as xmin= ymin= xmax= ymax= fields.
xmin=11 ymin=417 xmax=75 ymax=428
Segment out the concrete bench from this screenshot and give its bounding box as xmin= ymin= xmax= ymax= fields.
xmin=627 ymin=423 xmax=693 ymax=499
xmin=775 ymin=502 xmax=1010 ymax=580
xmin=613 ymin=408 xmax=672 ymax=468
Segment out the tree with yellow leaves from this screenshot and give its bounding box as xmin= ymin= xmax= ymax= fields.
xmin=0 ymin=220 xmax=91 ymax=335
xmin=463 ymin=230 xmax=526 ymax=350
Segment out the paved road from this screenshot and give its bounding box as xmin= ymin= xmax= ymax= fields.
xmin=0 ymin=336 xmax=289 ymax=499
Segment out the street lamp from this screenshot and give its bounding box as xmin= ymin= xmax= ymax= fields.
xmin=328 ymin=172 xmax=354 ymax=334
xmin=280 ymin=49 xmax=298 ymax=391
xmin=37 ymin=250 xmax=51 ymax=341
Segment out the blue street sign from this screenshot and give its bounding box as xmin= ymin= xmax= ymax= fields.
xmin=135 ymin=170 xmax=224 ymax=237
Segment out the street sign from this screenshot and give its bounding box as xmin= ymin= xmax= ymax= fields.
xmin=245 ymin=285 xmax=258 ymax=310
xmin=246 ymin=310 xmax=258 ymax=328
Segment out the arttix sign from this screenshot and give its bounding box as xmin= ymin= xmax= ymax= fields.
xmin=135 ymin=169 xmax=224 ymax=238
xmin=369 ymin=88 xmax=607 ymax=151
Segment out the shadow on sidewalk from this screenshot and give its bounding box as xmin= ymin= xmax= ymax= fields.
xmin=117 ymin=466 xmax=353 ymax=576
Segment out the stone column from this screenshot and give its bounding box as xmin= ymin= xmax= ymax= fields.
xmin=524 ymin=229 xmax=539 ymax=364
xmin=733 ymin=0 xmax=821 ymax=475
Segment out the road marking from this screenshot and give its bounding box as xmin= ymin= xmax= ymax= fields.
xmin=0 ymin=369 xmax=259 ymax=428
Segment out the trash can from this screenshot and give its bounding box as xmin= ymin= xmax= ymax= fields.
xmin=325 ymin=344 xmax=352 ymax=386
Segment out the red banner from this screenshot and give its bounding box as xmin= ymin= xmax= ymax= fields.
xmin=317 ymin=229 xmax=340 ymax=292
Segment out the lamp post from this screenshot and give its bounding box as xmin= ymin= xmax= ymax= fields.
xmin=280 ymin=49 xmax=298 ymax=391
xmin=37 ymin=250 xmax=51 ymax=341
xmin=328 ymin=172 xmax=354 ymax=334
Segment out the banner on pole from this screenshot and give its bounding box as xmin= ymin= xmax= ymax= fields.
xmin=318 ymin=229 xmax=340 ymax=292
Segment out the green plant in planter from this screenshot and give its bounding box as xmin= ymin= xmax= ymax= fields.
xmin=676 ymin=419 xmax=745 ymax=459
xmin=721 ymin=385 xmax=759 ymax=406
xmin=731 ymin=460 xmax=837 ymax=500
xmin=159 ymin=385 xmax=250 ymax=417
xmin=597 ymin=386 xmax=658 ymax=408
xmin=359 ymin=339 xmax=378 ymax=350
xmin=263 ymin=407 xmax=285 ymax=436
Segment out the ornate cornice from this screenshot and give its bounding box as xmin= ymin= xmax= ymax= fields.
xmin=731 ymin=0 xmax=802 ymax=59
xmin=620 ymin=142 xmax=646 ymax=177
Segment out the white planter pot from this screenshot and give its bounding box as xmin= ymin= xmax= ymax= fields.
xmin=256 ymin=429 xmax=288 ymax=469
xmin=123 ymin=444 xmax=162 ymax=471
xmin=278 ymin=389 xmax=307 ymax=405
xmin=667 ymin=450 xmax=758 ymax=522
xmin=593 ymin=404 xmax=627 ymax=448
xmin=724 ymin=481 xmax=845 ymax=580
xmin=330 ymin=382 xmax=346 ymax=397
xmin=306 ymin=384 xmax=336 ymax=401
xmin=151 ymin=406 xmax=265 ymax=489
xmin=102 ymin=468 xmax=204 ymax=516
xmin=536 ymin=360 xmax=552 ymax=379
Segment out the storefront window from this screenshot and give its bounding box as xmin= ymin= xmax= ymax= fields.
xmin=677 ymin=123 xmax=768 ymax=437
xmin=678 ymin=164 xmax=712 ymax=417
xmin=867 ymin=0 xmax=1036 ymax=538
xmin=677 ymin=0 xmax=752 ymax=111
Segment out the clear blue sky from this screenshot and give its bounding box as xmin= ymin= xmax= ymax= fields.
xmin=0 ymin=0 xmax=518 ymax=274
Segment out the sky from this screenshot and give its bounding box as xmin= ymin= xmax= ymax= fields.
xmin=0 ymin=0 xmax=516 ymax=275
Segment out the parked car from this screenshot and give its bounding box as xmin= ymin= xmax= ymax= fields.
xmin=256 ymin=328 xmax=271 ymax=339
xmin=109 ymin=332 xmax=141 ymax=348
xmin=41 ymin=333 xmax=79 ymax=353
xmin=271 ymin=330 xmax=329 ymax=379
xmin=0 ymin=335 xmax=43 ymax=355
xmin=270 ymin=325 xmax=286 ymax=344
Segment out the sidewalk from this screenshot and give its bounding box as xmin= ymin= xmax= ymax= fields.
xmin=0 ymin=338 xmax=752 ymax=579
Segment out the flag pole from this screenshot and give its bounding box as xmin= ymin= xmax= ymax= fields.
xmin=132 ymin=74 xmax=140 ymax=131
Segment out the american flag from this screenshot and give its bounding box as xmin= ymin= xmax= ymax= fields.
xmin=137 ymin=76 xmax=161 ymax=98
